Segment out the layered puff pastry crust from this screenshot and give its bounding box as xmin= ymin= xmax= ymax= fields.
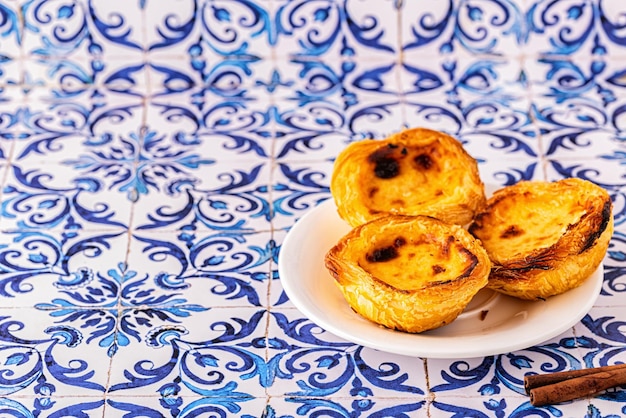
xmin=330 ymin=127 xmax=486 ymax=227
xmin=325 ymin=215 xmax=492 ymax=333
xmin=469 ymin=178 xmax=614 ymax=300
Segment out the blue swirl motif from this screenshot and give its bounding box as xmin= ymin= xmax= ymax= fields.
xmin=537 ymin=58 xmax=615 ymax=106
xmin=275 ymin=0 xmax=397 ymax=58
xmin=108 ymin=310 xmax=268 ymax=416
xmin=528 ymin=0 xmax=626 ymax=56
xmin=272 ymin=163 xmax=330 ymax=218
xmin=133 ymin=232 xmax=276 ymax=306
xmin=431 ymin=342 xmax=581 ymax=414
xmin=0 ymin=2 xmax=20 ymax=90
xmin=267 ymin=312 xmax=425 ymax=416
xmin=0 ymin=316 xmax=106 ymax=415
xmin=63 ymin=126 xmax=214 ymax=202
xmin=34 ymin=262 xmax=207 ymax=358
xmin=200 ymin=0 xmax=271 ymax=57
xmin=11 ymin=103 xmax=92 ymax=160
xmin=137 ymin=166 xmax=271 ymax=231
xmin=0 ymin=230 xmax=124 ymax=297
xmin=604 ymin=231 xmax=626 ymax=295
xmin=274 ymin=102 xmax=347 ymax=158
xmin=402 ymin=0 xmax=525 ymax=55
xmin=2 ymin=165 xmax=127 ymax=231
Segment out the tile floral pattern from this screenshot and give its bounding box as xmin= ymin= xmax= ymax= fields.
xmin=0 ymin=0 xmax=625 ymax=416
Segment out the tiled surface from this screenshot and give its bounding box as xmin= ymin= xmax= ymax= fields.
xmin=0 ymin=0 xmax=625 ymax=416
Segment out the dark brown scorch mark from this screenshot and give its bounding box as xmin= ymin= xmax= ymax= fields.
xmin=414 ymin=153 xmax=434 ymax=170
xmin=368 ymin=146 xmax=400 ymax=179
xmin=366 ymin=237 xmax=407 ymax=263
xmin=432 ymin=265 xmax=445 ymax=274
xmin=500 ymin=225 xmax=524 ymax=239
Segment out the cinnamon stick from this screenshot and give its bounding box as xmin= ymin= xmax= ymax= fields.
xmin=524 ymin=363 xmax=626 ymax=394
xmin=526 ymin=364 xmax=626 ymax=407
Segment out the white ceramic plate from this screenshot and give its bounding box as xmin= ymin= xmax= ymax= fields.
xmin=278 ymin=194 xmax=604 ymax=359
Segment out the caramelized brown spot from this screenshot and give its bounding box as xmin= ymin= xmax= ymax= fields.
xmin=414 ymin=154 xmax=433 ymax=170
xmin=366 ymin=246 xmax=399 ymax=263
xmin=394 ymin=237 xmax=407 ymax=247
xmin=368 ymin=145 xmax=404 ymax=179
xmin=500 ymin=225 xmax=524 ymax=239
xmin=432 ymin=265 xmax=445 ymax=274
xmin=368 ymin=187 xmax=379 ymax=198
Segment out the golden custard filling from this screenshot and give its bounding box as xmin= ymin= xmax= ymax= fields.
xmin=358 ymin=233 xmax=477 ymax=291
xmin=479 ymin=191 xmax=589 ymax=260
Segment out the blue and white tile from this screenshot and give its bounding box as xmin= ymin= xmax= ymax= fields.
xmin=270 ymin=159 xmax=332 ymax=231
xmin=2 ymin=397 xmax=107 ymax=417
xmin=131 ymin=158 xmax=273 ymax=232
xmin=107 ymin=307 xmax=270 ymax=397
xmin=273 ymin=0 xmax=399 ymax=60
xmin=0 ymin=307 xmax=112 ymax=396
xmin=143 ymin=0 xmax=199 ymax=57
xmin=400 ymin=0 xmax=527 ymax=57
xmin=273 ymin=99 xmax=350 ymax=161
xmin=0 ymin=228 xmax=129 ymax=308
xmin=602 ymin=232 xmax=626 ymax=301
xmin=105 ymin=396 xmax=268 ymax=417
xmin=0 ymin=162 xmax=133 ymax=231
xmin=199 ymin=0 xmax=273 ymax=59
xmin=431 ymin=396 xmax=590 ymax=417
xmin=478 ymin=158 xmax=544 ymax=187
xmin=428 ymin=339 xmax=584 ymax=399
xmin=126 ymin=230 xmax=274 ymax=308
xmin=147 ymin=95 xmax=274 ymax=160
xmin=265 ymin=308 xmax=429 ymax=398
xmin=269 ymin=397 xmax=429 ymax=417
xmin=21 ymin=0 xmax=93 ymax=59
xmin=526 ymin=0 xmax=626 ymax=58
xmin=84 ymin=0 xmax=145 ymax=59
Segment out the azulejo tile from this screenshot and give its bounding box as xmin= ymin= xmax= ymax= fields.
xmin=0 ymin=307 xmax=111 ymax=396
xmin=131 ymin=159 xmax=272 ymax=232
xmin=427 ymin=337 xmax=583 ymax=398
xmin=269 ymin=397 xmax=428 ymax=417
xmin=273 ymin=99 xmax=350 ymax=161
xmin=127 ymin=230 xmax=274 ymax=308
xmin=526 ymin=0 xmax=626 ymax=58
xmin=270 ymin=159 xmax=332 ymax=231
xmin=2 ymin=397 xmax=107 ymax=418
xmin=104 ymin=396 xmax=268 ymax=417
xmin=602 ymin=231 xmax=626 ymax=300
xmin=0 ymin=163 xmax=133 ymax=232
xmin=400 ymin=0 xmax=526 ymax=57
xmin=106 ymin=307 xmax=269 ymax=398
xmin=477 ymin=157 xmax=544 ymax=187
xmin=265 ymin=308 xmax=428 ymax=398
xmin=0 ymin=227 xmax=129 ymax=306
xmin=274 ymin=0 xmax=399 ymax=59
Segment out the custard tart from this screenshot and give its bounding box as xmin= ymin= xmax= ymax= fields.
xmin=324 ymin=214 xmax=491 ymax=333
xmin=469 ymin=178 xmax=613 ymax=300
xmin=330 ymin=127 xmax=485 ymax=227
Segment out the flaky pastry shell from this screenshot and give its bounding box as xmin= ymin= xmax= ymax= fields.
xmin=469 ymin=178 xmax=614 ymax=301
xmin=330 ymin=127 xmax=486 ymax=227
xmin=324 ymin=215 xmax=491 ymax=333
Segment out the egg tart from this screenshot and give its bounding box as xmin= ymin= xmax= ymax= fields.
xmin=330 ymin=127 xmax=486 ymax=227
xmin=324 ymin=215 xmax=491 ymax=333
xmin=469 ymin=178 xmax=613 ymax=301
